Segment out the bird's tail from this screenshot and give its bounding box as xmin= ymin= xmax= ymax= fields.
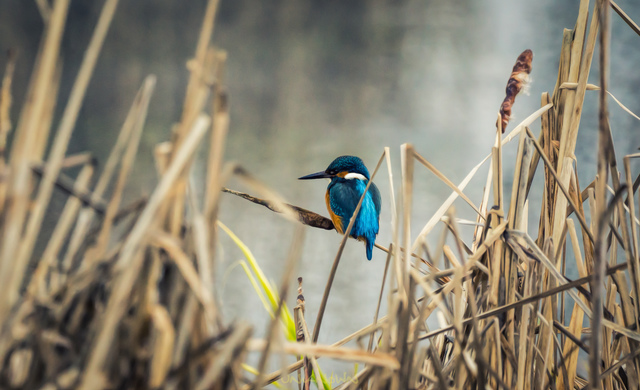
xmin=366 ymin=239 xmax=373 ymax=260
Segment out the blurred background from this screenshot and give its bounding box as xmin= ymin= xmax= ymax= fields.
xmin=2 ymin=0 xmax=639 ymax=381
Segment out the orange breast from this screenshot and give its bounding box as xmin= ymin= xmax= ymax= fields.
xmin=326 ymin=190 xmax=344 ymax=234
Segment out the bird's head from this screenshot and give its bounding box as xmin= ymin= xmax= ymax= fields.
xmin=298 ymin=155 xmax=370 ymax=181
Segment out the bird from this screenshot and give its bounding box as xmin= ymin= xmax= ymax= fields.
xmin=299 ymin=155 xmax=381 ymax=260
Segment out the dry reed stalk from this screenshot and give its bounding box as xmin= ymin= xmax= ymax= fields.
xmin=90 ymin=75 xmax=156 ymax=263
xmin=0 ymin=49 xmax=16 ymax=143
xmin=78 ymin=114 xmax=211 ymax=389
xmin=488 ymin=124 xmax=505 ymax=329
xmin=148 ymin=304 xmax=176 ymax=387
xmin=384 ymin=146 xmax=399 ymax=243
xmin=12 ymin=0 xmax=121 ymax=302
xmin=0 ymin=0 xmax=70 ymax=320
xmin=503 ymin=129 xmax=533 ymax=385
xmin=27 ymin=162 xmax=95 ymax=297
xmin=590 ymin=2 xmax=612 ymax=388
xmin=204 ymin=50 xmax=228 ymax=223
xmin=168 ymin=0 xmax=221 ymax=239
xmin=294 ymin=303 xmax=324 ymax=390
xmin=473 ymin=163 xmax=493 ymax=252
xmin=525 ymin=127 xmax=594 ymax=243
xmin=560 ymin=82 xmax=640 ymax=121
xmin=400 ymin=143 xmax=415 ymax=303
xmin=335 ymin=366 xmax=374 ymax=390
xmin=190 ymin=192 xmax=222 ymax=334
xmin=557 ymin=257 xmax=587 ymax=389
xmin=179 ymin=0 xmax=220 ymax=132
xmin=293 ymin=277 xmax=309 ymax=389
xmin=611 ymin=0 xmax=640 ymax=36
xmin=368 ymin=245 xmax=393 ymax=354
xmin=247 ymin=339 xmax=400 ymax=371
xmin=32 ymin=62 xmax=61 ymax=163
xmin=165 ymin=294 xmax=199 ymax=390
xmin=60 ymin=86 xmax=151 ymax=270
xmin=0 ymin=50 xmax=17 ymax=213
xmin=624 ymin=152 xmax=640 ymax=306
xmin=552 ymin=0 xmax=600 ymax=247
xmin=150 ymin=230 xmax=218 ymax=321
xmin=194 ymin=322 xmax=253 ymax=390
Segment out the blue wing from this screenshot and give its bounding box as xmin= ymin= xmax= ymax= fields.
xmin=328 ymin=181 xmax=360 ymax=233
xmin=329 ymin=181 xmax=381 ymax=221
xmin=369 ymin=182 xmax=382 ymax=217
xmin=329 ymin=180 xmax=381 ymax=260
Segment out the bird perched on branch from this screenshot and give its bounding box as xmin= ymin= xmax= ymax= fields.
xmin=299 ymin=156 xmax=381 ymax=260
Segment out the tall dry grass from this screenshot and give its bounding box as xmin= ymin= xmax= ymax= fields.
xmin=1 ymin=0 xmax=640 ymax=389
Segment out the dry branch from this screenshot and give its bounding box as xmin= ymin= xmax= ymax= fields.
xmin=222 ymin=187 xmax=334 ymax=230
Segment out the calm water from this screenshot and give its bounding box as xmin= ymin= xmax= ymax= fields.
xmin=2 ymin=0 xmax=640 ymax=381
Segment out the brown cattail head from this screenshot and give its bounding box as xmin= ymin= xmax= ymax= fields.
xmin=497 ymin=49 xmax=533 ymax=132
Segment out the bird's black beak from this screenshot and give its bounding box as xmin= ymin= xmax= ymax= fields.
xmin=298 ymin=171 xmax=333 ymax=180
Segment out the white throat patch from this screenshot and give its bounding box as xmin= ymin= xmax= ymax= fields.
xmin=344 ymin=172 xmax=367 ymax=180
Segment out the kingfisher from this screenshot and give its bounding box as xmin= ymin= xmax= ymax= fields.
xmin=299 ymin=156 xmax=381 ymax=260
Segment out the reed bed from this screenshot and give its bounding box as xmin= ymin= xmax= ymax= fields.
xmin=1 ymin=0 xmax=639 ymax=389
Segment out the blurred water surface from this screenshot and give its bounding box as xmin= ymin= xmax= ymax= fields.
xmin=2 ymin=0 xmax=640 ymax=381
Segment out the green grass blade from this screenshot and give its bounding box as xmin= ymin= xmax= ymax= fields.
xmin=219 ymin=220 xmax=297 ymax=341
